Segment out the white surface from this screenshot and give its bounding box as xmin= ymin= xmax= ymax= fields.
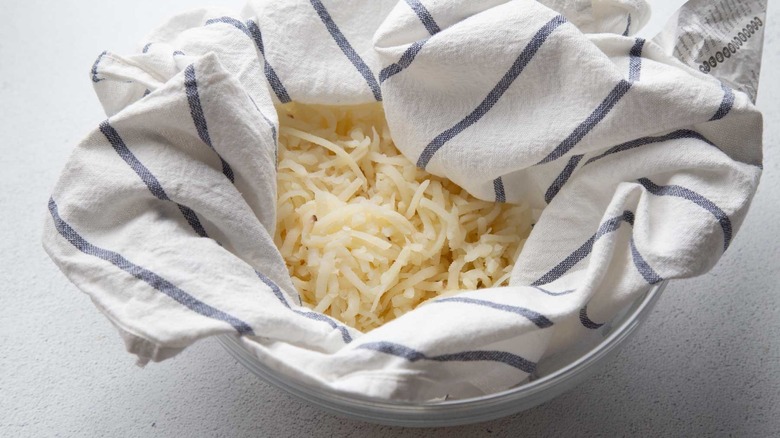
xmin=2 ymin=0 xmax=778 ymax=435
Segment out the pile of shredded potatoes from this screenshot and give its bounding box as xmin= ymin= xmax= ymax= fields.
xmin=274 ymin=103 xmax=533 ymax=332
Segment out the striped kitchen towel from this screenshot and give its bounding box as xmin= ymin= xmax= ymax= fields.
xmin=43 ymin=0 xmax=766 ymax=400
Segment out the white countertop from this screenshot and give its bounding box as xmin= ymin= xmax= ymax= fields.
xmin=2 ymin=1 xmax=778 ymax=436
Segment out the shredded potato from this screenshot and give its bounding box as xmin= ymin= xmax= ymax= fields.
xmin=274 ymin=103 xmax=532 ymax=332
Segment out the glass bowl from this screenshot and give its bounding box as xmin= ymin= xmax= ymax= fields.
xmin=218 ymin=280 xmax=666 ymax=427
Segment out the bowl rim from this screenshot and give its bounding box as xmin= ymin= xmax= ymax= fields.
xmin=218 ymin=280 xmax=667 ymax=426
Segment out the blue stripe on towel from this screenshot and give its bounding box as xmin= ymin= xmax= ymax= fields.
xmin=205 ymin=16 xmax=251 ymax=37
xmin=254 ymin=271 xmax=352 ymax=343
xmin=433 ymin=297 xmax=553 ymax=328
xmin=543 ymin=39 xmax=644 ymax=202
xmin=630 ymin=238 xmax=663 ymax=284
xmin=416 ymin=15 xmax=567 ymax=169
xmin=379 ymin=39 xmax=429 ymax=83
xmin=533 ymin=286 xmax=576 ymax=296
xmin=544 ymin=154 xmax=583 ymax=204
xmin=358 ymin=341 xmax=537 ymax=373
xmin=403 ymin=0 xmax=441 ymax=35
xmin=99 ymin=120 xmax=208 ymax=237
xmin=532 ymin=210 xmax=635 ymax=286
xmin=622 ymin=14 xmax=631 ymax=36
xmin=493 ymin=177 xmax=506 ymax=203
xmin=184 ymin=64 xmax=235 ymax=183
xmin=710 ymin=83 xmax=735 ymax=121
xmin=637 ymin=177 xmax=732 ymax=251
xmin=579 ymin=306 xmax=603 ymax=329
xmin=537 ymin=79 xmax=632 ymax=165
xmin=308 ymin=0 xmax=382 ymax=101
xmin=91 ymin=51 xmax=108 ymax=83
xmin=246 ymin=20 xmax=292 ymax=103
xmin=532 ymin=209 xmax=665 ymax=288
xmin=377 ymin=0 xmax=440 ymax=84
xmin=48 ymin=197 xmax=254 ymax=335
xmin=205 ymin=17 xmax=292 ymax=103
xmin=245 ymin=93 xmax=279 ymax=168
xmin=628 ymin=38 xmax=645 ymax=83
xmin=584 ymin=129 xmax=717 ymax=165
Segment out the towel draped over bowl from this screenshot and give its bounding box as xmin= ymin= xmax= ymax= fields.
xmin=44 ymin=0 xmax=766 ymax=400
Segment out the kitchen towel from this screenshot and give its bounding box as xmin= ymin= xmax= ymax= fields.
xmin=44 ymin=0 xmax=766 ymax=400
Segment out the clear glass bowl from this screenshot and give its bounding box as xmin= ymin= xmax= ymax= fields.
xmin=218 ymin=280 xmax=666 ymax=427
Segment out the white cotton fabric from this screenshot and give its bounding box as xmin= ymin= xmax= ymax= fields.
xmin=43 ymin=0 xmax=764 ymax=401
